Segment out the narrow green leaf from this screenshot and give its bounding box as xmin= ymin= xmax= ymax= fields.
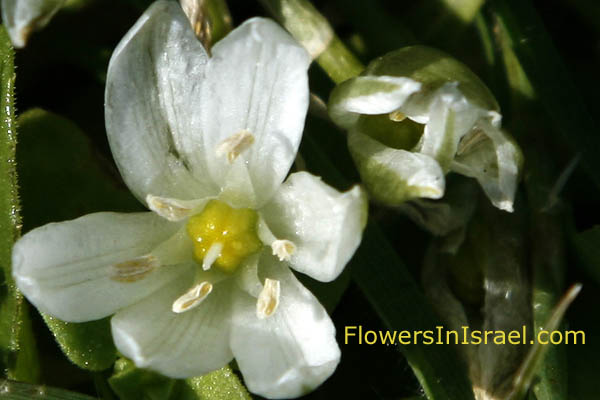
xmin=0 ymin=26 xmax=40 ymax=383
xmin=350 ymin=223 xmax=475 ymax=400
xmin=300 ymin=134 xmax=475 ymax=400
xmin=489 ymin=0 xmax=600 ymax=191
xmin=109 ymin=358 xmax=251 ymax=400
xmin=494 ymin=6 xmax=570 ymax=397
xmin=15 ymin=108 xmax=145 ymax=371
xmin=0 ymin=379 xmax=97 ymax=400
xmin=507 ymin=284 xmax=582 ymax=400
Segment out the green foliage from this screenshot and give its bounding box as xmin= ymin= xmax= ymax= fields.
xmin=109 ymin=358 xmax=251 ymax=400
xmin=0 ymin=379 xmax=97 ymax=400
xmin=16 ymin=109 xmax=141 ymax=231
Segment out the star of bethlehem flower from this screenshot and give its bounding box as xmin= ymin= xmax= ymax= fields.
xmin=11 ymin=2 xmax=367 ymax=398
xmin=1 ymin=0 xmax=65 ymax=48
xmin=329 ymin=46 xmax=523 ymax=212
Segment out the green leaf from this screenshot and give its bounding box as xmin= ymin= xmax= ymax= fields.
xmin=15 ymin=108 xmax=144 ymax=371
xmin=489 ymin=0 xmax=600 ymax=192
xmin=0 ymin=26 xmax=40 ymax=383
xmin=0 ymin=379 xmax=97 ymax=400
xmin=40 ymin=315 xmax=116 ymax=372
xmin=506 ymin=284 xmax=581 ymax=400
xmin=109 ymin=358 xmax=251 ymax=400
xmin=300 ymin=134 xmax=475 ymax=400
xmin=16 ymin=108 xmax=141 ymax=231
xmin=350 ymin=223 xmax=475 ymax=400
xmin=494 ymin=6 xmax=570 ymax=397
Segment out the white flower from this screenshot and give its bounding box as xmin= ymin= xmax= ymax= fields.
xmin=11 ymin=2 xmax=367 ymax=398
xmin=1 ymin=0 xmax=65 ymax=48
xmin=329 ymin=46 xmax=523 ymax=212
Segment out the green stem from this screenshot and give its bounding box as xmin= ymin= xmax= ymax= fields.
xmin=258 ymin=0 xmax=364 ymax=83
xmin=315 ymin=37 xmax=364 ymax=84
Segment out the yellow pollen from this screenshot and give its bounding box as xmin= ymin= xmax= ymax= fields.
xmin=186 ymin=200 xmax=262 ymax=273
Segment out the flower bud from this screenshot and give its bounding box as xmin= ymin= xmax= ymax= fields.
xmin=329 ymin=45 xmax=523 ymax=212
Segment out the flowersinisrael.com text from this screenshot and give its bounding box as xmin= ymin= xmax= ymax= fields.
xmin=344 ymin=325 xmax=585 ymax=345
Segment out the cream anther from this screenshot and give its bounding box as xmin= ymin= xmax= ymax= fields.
xmin=215 ymin=130 xmax=255 ymax=163
xmin=172 ymin=281 xmax=213 ymax=313
xmin=256 ymin=278 xmax=280 ymax=319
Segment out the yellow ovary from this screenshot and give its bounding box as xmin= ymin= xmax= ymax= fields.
xmin=186 ymin=200 xmax=262 ymax=273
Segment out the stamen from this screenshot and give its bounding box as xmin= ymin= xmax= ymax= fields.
xmin=271 ymin=240 xmax=296 ymax=262
xmin=172 ymin=281 xmax=213 ymax=313
xmin=110 ymin=255 xmax=158 ymax=283
xmin=146 ymin=195 xmax=196 ymax=221
xmin=389 ymin=110 xmax=407 ymax=122
xmin=202 ymin=242 xmax=223 ymax=271
xmin=215 ymin=130 xmax=255 ymax=163
xmin=456 ymin=129 xmax=487 ymax=156
xmin=256 ymin=278 xmax=280 ymax=319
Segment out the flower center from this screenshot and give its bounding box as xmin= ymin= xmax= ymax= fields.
xmin=186 ymin=200 xmax=262 ymax=273
xmin=357 ymin=113 xmax=423 ymax=150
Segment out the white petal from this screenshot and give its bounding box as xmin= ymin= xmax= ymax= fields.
xmin=417 ymin=83 xmax=481 ymax=171
xmin=348 ymin=129 xmax=445 ymax=204
xmin=111 ymin=268 xmax=233 ymax=378
xmin=12 ymin=212 xmax=184 ymax=322
xmin=234 ymin=254 xmax=262 ymax=298
xmin=451 ymin=120 xmax=522 ymax=212
xmin=231 ymin=256 xmax=340 ymax=398
xmin=105 ymin=1 xmax=217 ymax=203
xmin=329 ymin=75 xmax=422 ymax=129
xmin=260 ymin=172 xmax=367 ymax=282
xmin=146 ymin=195 xmax=210 ymax=222
xmin=199 ymin=18 xmax=310 ymax=207
xmin=1 ymin=0 xmax=65 ymax=48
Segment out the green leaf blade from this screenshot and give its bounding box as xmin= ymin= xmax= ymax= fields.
xmin=490 ymin=0 xmax=600 ymax=192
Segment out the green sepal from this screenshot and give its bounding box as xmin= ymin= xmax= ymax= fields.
xmin=366 ymin=46 xmax=498 ymax=111
xmin=109 ymin=358 xmax=251 ymax=400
